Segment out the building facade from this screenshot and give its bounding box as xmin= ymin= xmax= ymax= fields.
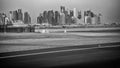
xmin=18 ymin=9 xmax=23 ymax=21
xmin=24 ymin=12 xmax=31 ymax=24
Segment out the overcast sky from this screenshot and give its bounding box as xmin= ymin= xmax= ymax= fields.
xmin=0 ymin=0 xmax=120 ymax=23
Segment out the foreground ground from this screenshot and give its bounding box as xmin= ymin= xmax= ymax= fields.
xmin=0 ymin=31 xmax=120 ymax=53
xmin=0 ymin=28 xmax=120 ymax=68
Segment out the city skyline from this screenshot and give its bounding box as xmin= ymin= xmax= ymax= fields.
xmin=0 ymin=0 xmax=120 ymax=24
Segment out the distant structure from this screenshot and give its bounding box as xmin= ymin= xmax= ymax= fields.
xmin=37 ymin=13 xmax=43 ymax=24
xmin=73 ymin=8 xmax=77 ymax=18
xmin=9 ymin=11 xmax=13 ymax=23
xmin=0 ymin=13 xmax=2 ymax=24
xmin=24 ymin=12 xmax=31 ymax=24
xmin=70 ymin=10 xmax=74 ymax=17
xmin=60 ymin=12 xmax=65 ymax=25
xmin=47 ymin=10 xmax=54 ymax=25
xmin=60 ymin=6 xmax=65 ymax=13
xmin=36 ymin=6 xmax=102 ymax=26
xmin=55 ymin=11 xmax=60 ymax=25
xmin=43 ymin=11 xmax=48 ymax=23
xmin=84 ymin=10 xmax=102 ymax=25
xmin=13 ymin=10 xmax=18 ymax=22
xmin=91 ymin=13 xmax=101 ymax=25
xmin=0 ymin=13 xmax=6 ymax=25
xmin=18 ymin=9 xmax=23 ymax=21
xmin=78 ymin=11 xmax=82 ymax=19
xmin=9 ymin=9 xmax=23 ymax=23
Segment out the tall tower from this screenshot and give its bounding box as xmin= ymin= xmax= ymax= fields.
xmin=70 ymin=10 xmax=73 ymax=17
xmin=13 ymin=10 xmax=18 ymax=22
xmin=78 ymin=11 xmax=81 ymax=19
xmin=60 ymin=6 xmax=65 ymax=13
xmin=24 ymin=12 xmax=31 ymax=24
xmin=18 ymin=9 xmax=23 ymax=21
xmin=9 ymin=11 xmax=13 ymax=22
xmin=73 ymin=8 xmax=77 ymax=18
xmin=60 ymin=12 xmax=65 ymax=25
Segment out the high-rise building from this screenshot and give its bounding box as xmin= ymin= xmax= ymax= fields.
xmin=9 ymin=11 xmax=13 ymax=22
xmin=60 ymin=12 xmax=65 ymax=25
xmin=91 ymin=14 xmax=101 ymax=25
xmin=64 ymin=10 xmax=68 ymax=24
xmin=91 ymin=15 xmax=97 ymax=25
xmin=78 ymin=11 xmax=82 ymax=19
xmin=73 ymin=8 xmax=77 ymax=18
xmin=60 ymin=6 xmax=65 ymax=13
xmin=43 ymin=11 xmax=48 ymax=23
xmin=84 ymin=10 xmax=95 ymax=24
xmin=0 ymin=13 xmax=3 ymax=25
xmin=48 ymin=10 xmax=54 ymax=25
xmin=70 ymin=10 xmax=74 ymax=17
xmin=85 ymin=10 xmax=94 ymax=17
xmin=18 ymin=9 xmax=23 ymax=21
xmin=24 ymin=12 xmax=31 ymax=24
xmin=66 ymin=14 xmax=72 ymax=25
xmin=13 ymin=10 xmax=18 ymax=22
xmin=55 ymin=11 xmax=60 ymax=25
xmin=37 ymin=13 xmax=43 ymax=24
xmin=97 ymin=13 xmax=101 ymax=24
xmin=1 ymin=13 xmax=6 ymax=24
xmin=85 ymin=16 xmax=92 ymax=24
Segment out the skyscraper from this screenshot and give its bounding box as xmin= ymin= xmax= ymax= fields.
xmin=0 ymin=13 xmax=3 ymax=25
xmin=64 ymin=10 xmax=68 ymax=24
xmin=60 ymin=12 xmax=65 ymax=25
xmin=37 ymin=13 xmax=43 ymax=24
xmin=73 ymin=8 xmax=77 ymax=18
xmin=70 ymin=10 xmax=74 ymax=17
xmin=60 ymin=6 xmax=65 ymax=13
xmin=78 ymin=11 xmax=82 ymax=19
xmin=66 ymin=14 xmax=72 ymax=25
xmin=85 ymin=16 xmax=92 ymax=24
xmin=9 ymin=11 xmax=13 ymax=22
xmin=97 ymin=13 xmax=101 ymax=24
xmin=18 ymin=9 xmax=23 ymax=21
xmin=43 ymin=11 xmax=48 ymax=23
xmin=13 ymin=10 xmax=18 ymax=22
xmin=84 ymin=10 xmax=94 ymax=24
xmin=55 ymin=11 xmax=60 ymax=25
xmin=48 ymin=10 xmax=54 ymax=25
xmin=91 ymin=15 xmax=97 ymax=25
xmin=91 ymin=14 xmax=101 ymax=25
xmin=24 ymin=12 xmax=31 ymax=24
xmin=1 ymin=13 xmax=6 ymax=24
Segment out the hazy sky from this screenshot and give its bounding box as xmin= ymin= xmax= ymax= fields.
xmin=0 ymin=0 xmax=120 ymax=23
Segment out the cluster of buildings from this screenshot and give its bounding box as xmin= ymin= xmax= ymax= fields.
xmin=37 ymin=6 xmax=102 ymax=26
xmin=0 ymin=9 xmax=32 ymax=32
xmin=0 ymin=6 xmax=102 ymax=26
xmin=0 ymin=6 xmax=106 ymax=32
xmin=0 ymin=9 xmax=31 ymax=26
xmin=0 ymin=13 xmax=10 ymax=25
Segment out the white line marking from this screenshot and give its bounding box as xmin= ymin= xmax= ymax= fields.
xmin=0 ymin=45 xmax=120 ymax=59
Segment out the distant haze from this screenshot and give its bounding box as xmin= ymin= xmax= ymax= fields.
xmin=0 ymin=0 xmax=120 ymax=24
